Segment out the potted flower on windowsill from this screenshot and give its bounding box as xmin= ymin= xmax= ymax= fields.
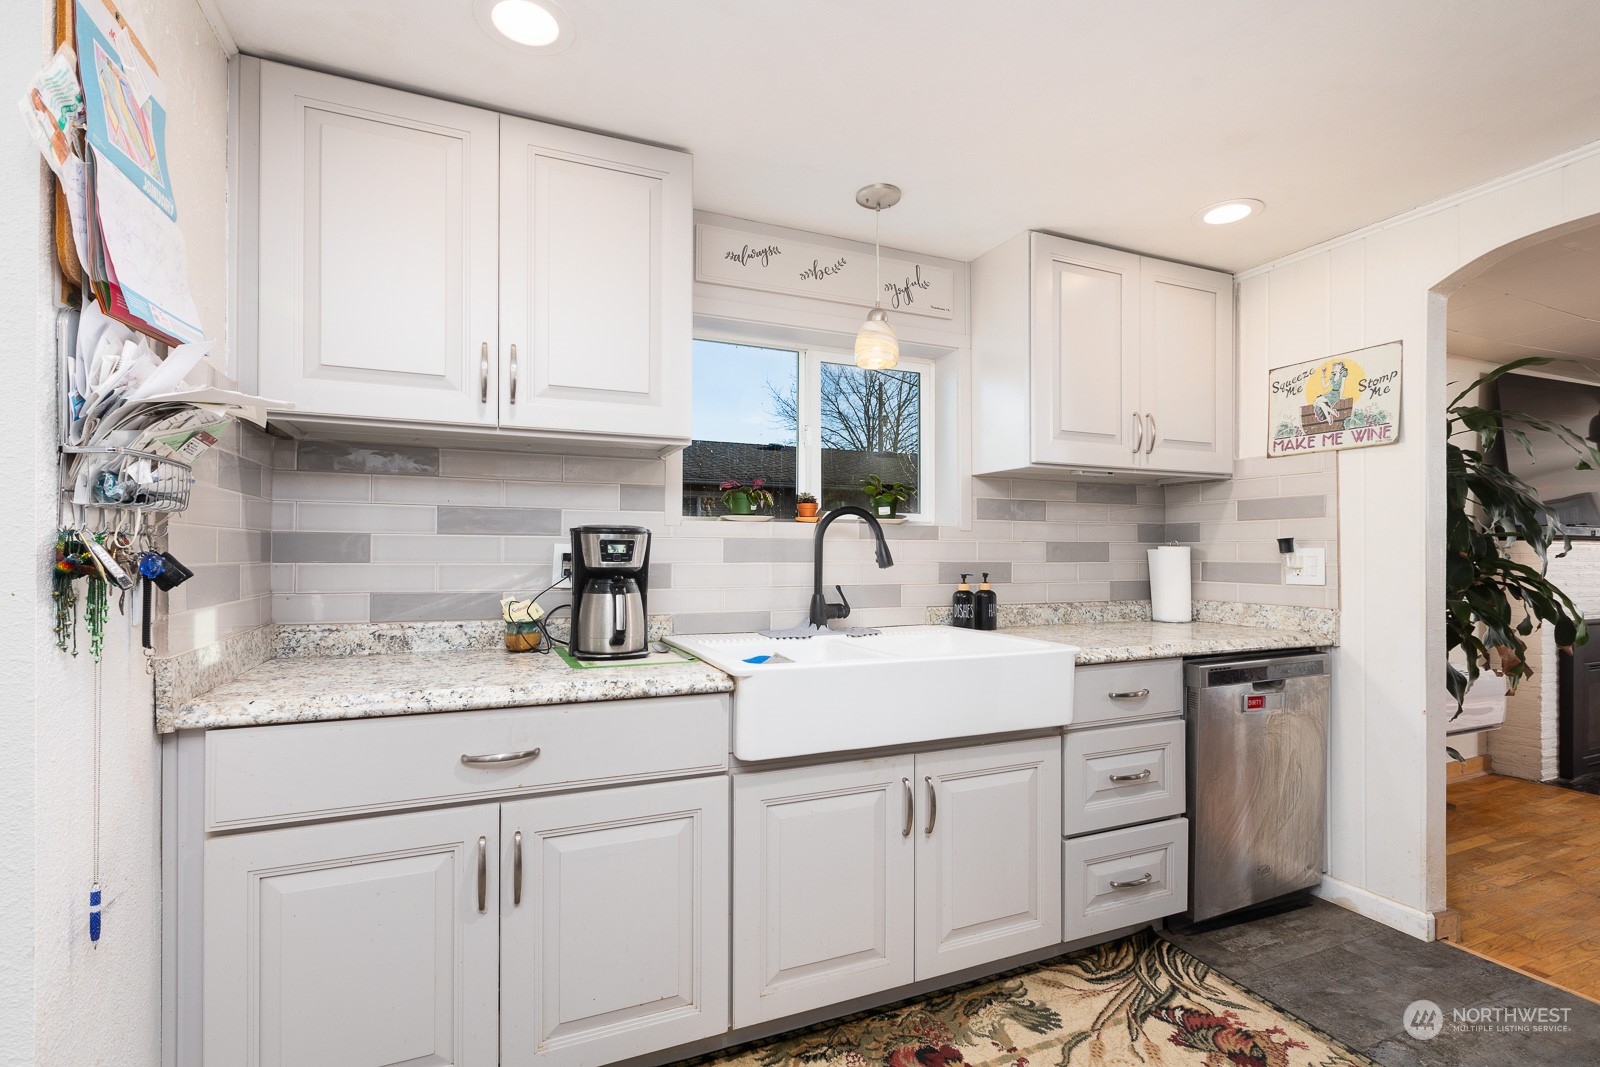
xmin=720 ymin=477 xmax=775 ymax=516
xmin=795 ymin=492 xmax=819 ymax=520
xmin=861 ymin=475 xmax=914 ymax=518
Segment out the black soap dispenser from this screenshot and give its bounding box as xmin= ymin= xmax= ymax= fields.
xmin=975 ymin=572 xmax=998 ymax=630
xmin=951 ymin=573 xmax=975 ymax=628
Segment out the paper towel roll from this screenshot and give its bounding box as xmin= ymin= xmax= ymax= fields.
xmin=1147 ymin=546 xmax=1193 ymax=623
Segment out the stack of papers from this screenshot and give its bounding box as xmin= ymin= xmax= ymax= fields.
xmin=73 ymin=0 xmax=203 ymax=346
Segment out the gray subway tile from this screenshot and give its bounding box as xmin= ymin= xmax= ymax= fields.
xmin=1137 ymin=523 xmax=1167 ymax=544
xmin=724 ymin=538 xmax=813 ymax=563
xmin=1075 ymin=482 xmax=1138 ymax=504
xmin=438 ymin=449 xmax=565 ymax=481
xmin=865 ymin=521 xmax=940 ymax=540
xmin=836 ymin=583 xmax=902 ymax=608
xmin=438 ymin=506 xmax=561 ymax=535
xmin=503 ymin=481 xmax=621 ymax=509
xmin=182 ymin=565 xmax=242 ymax=611
xmin=938 ymin=562 xmax=1012 ymax=585
xmin=218 ymin=528 xmax=272 ymax=564
xmin=296 ymin=441 xmax=440 ymax=476
xmin=649 ymin=563 xmax=672 ymax=589
xmin=1236 ymin=494 xmax=1328 ymax=521
xmin=1165 ymin=522 xmax=1202 ymax=543
xmin=271 ymin=532 xmax=372 ymax=563
xmin=372 ymin=534 xmax=497 ymax=562
xmin=1201 ymin=561 xmax=1284 ymax=585
xmin=370 ymin=591 xmax=502 ymax=622
xmin=296 ymin=502 xmax=436 ymax=533
xmin=1046 ymin=541 xmax=1111 ymax=563
xmin=1110 ymin=580 xmax=1152 ymax=600
xmin=620 ymin=484 xmax=666 ymax=511
xmin=373 ymin=476 xmax=502 ymax=505
xmin=975 ymin=498 xmax=1047 ymax=522
xmin=670 ymin=610 xmax=773 ymax=634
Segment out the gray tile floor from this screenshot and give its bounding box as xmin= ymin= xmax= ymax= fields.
xmin=1162 ymin=900 xmax=1600 ymax=1066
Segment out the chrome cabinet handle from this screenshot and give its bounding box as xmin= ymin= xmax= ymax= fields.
xmin=1110 ymin=872 xmax=1153 ymax=890
xmin=476 ymin=836 xmax=488 ymax=913
xmin=479 ymin=342 xmax=489 ymax=404
xmin=924 ymin=776 xmax=938 ymax=836
xmin=1145 ymin=413 xmax=1156 ymax=454
xmin=1108 ymin=689 xmax=1150 ymax=700
xmin=901 ymin=778 xmax=913 ymax=838
xmin=1109 ymin=769 xmax=1153 ymax=784
xmin=1132 ymin=412 xmax=1143 ymax=454
xmin=513 ymin=830 xmax=523 ymax=907
xmin=509 ymin=343 xmax=518 ymax=405
xmin=460 ymin=748 xmax=541 ymax=766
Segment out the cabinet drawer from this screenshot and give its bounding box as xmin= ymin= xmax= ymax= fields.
xmin=205 ymin=695 xmax=729 ymax=830
xmin=1063 ymin=817 xmax=1188 ymax=940
xmin=1072 ymin=660 xmax=1182 ymax=726
xmin=1064 ymin=719 xmax=1185 ymax=835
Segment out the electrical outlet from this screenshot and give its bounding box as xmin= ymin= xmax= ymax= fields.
xmin=1285 ymin=546 xmax=1326 ymax=586
xmin=551 ymin=545 xmax=573 ymax=590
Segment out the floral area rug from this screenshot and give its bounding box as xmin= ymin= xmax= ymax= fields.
xmin=689 ymin=931 xmax=1374 ymax=1067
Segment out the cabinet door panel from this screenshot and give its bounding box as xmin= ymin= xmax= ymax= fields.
xmin=499 ymin=117 xmax=691 ymax=440
xmin=204 ymin=805 xmax=499 ymax=1067
xmin=256 ymin=62 xmax=499 ymax=425
xmin=500 ymin=777 xmax=729 ymax=1067
xmin=1141 ymin=259 xmax=1234 ymax=475
xmin=1064 ymin=718 xmax=1186 ymax=836
xmin=1030 ymin=235 xmax=1142 ymax=468
xmin=1063 ymin=817 xmax=1189 ymax=940
xmin=915 ymin=738 xmax=1061 ymax=979
xmin=732 ymin=757 xmax=916 ymax=1027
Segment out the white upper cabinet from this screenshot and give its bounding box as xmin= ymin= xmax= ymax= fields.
xmin=972 ymin=231 xmax=1234 ymax=479
xmin=237 ymin=58 xmax=692 ymax=452
xmin=1140 ymin=258 xmax=1234 ymax=474
xmin=499 ymin=117 xmax=691 ymax=442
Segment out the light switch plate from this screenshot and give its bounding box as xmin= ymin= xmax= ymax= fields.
xmin=551 ymin=545 xmax=572 ymax=590
xmin=1285 ymin=547 xmax=1325 ymax=586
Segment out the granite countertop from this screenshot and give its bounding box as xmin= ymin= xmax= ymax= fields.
xmin=1005 ymin=619 xmax=1330 ymax=664
xmin=160 ymin=647 xmax=735 ymax=733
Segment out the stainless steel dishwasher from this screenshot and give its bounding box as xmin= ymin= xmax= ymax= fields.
xmin=1182 ymin=651 xmax=1329 ymax=925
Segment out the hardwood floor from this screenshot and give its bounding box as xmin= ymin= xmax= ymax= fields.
xmin=1446 ymin=773 xmax=1600 ymax=1003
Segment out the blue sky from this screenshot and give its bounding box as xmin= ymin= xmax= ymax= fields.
xmin=691 ymin=340 xmax=797 ymax=444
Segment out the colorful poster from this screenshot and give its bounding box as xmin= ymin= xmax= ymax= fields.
xmin=75 ymin=0 xmax=174 ymax=218
xmin=1268 ymin=342 xmax=1402 ymax=456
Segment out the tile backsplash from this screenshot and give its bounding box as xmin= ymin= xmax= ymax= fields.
xmin=259 ymin=439 xmax=1339 ymax=634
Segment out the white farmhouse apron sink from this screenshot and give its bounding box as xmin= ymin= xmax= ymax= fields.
xmin=667 ymin=626 xmax=1078 ymax=761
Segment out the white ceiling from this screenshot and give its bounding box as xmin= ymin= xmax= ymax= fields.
xmin=204 ymin=0 xmax=1600 ymax=272
xmin=1448 ymin=221 xmax=1600 ymax=370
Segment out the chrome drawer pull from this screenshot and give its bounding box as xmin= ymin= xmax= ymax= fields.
xmin=480 ymin=342 xmax=489 ymax=404
xmin=1109 ymin=769 xmax=1152 ymax=783
xmin=901 ymin=777 xmax=913 ymax=838
xmin=1132 ymin=412 xmax=1143 ymax=455
xmin=1110 ymin=872 xmax=1153 ymax=890
xmin=924 ymin=776 xmax=938 ymax=836
xmin=1108 ymin=689 xmax=1150 ymax=700
xmin=460 ymin=748 xmax=541 ymax=766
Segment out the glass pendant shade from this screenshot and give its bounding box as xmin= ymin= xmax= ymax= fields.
xmin=854 ymin=306 xmax=899 ymax=370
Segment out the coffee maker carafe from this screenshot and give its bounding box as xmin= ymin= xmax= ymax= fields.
xmin=569 ymin=525 xmax=651 ymax=660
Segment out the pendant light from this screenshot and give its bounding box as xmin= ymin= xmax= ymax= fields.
xmin=854 ymin=183 xmax=902 ymax=370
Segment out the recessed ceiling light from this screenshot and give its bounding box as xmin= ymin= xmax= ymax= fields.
xmin=1198 ymin=199 xmax=1264 ymax=225
xmin=474 ymin=0 xmax=573 ymax=53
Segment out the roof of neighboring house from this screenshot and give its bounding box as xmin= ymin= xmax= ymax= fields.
xmin=682 ymin=440 xmax=917 ymax=492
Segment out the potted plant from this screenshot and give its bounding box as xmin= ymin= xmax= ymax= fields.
xmin=720 ymin=477 xmax=775 ymax=515
xmin=1445 ymin=357 xmax=1599 ymax=716
xmin=861 ymin=475 xmax=914 ymax=518
xmin=795 ymin=491 xmax=819 ymax=520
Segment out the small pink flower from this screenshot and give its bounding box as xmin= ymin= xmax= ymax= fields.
xmin=751 ymin=477 xmax=765 ymax=489
xmin=719 ymin=480 xmax=739 ymax=491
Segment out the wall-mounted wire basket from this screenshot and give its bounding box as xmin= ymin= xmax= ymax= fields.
xmin=60 ymin=445 xmax=194 ymax=514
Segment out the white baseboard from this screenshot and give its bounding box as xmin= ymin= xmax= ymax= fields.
xmin=1313 ymin=876 xmax=1436 ymax=940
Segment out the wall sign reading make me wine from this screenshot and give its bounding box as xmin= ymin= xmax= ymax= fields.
xmin=695 ymin=223 xmax=956 ymax=320
xmin=1268 ymin=341 xmax=1403 ymax=456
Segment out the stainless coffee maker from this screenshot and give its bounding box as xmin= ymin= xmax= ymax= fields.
xmin=569 ymin=525 xmax=651 ymax=660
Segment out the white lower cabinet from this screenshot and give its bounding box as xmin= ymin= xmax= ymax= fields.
xmin=500 ymin=777 xmax=730 ymax=1067
xmin=731 ymin=756 xmax=917 ymax=1027
xmin=203 ymin=804 xmax=501 ymax=1067
xmin=732 ymin=738 xmax=1061 ymax=1027
xmin=914 ymin=739 xmax=1062 ymax=978
xmin=1063 ymin=816 xmax=1190 ymax=940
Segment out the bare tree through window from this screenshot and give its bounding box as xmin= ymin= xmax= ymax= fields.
xmin=769 ymin=364 xmax=923 ymax=511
